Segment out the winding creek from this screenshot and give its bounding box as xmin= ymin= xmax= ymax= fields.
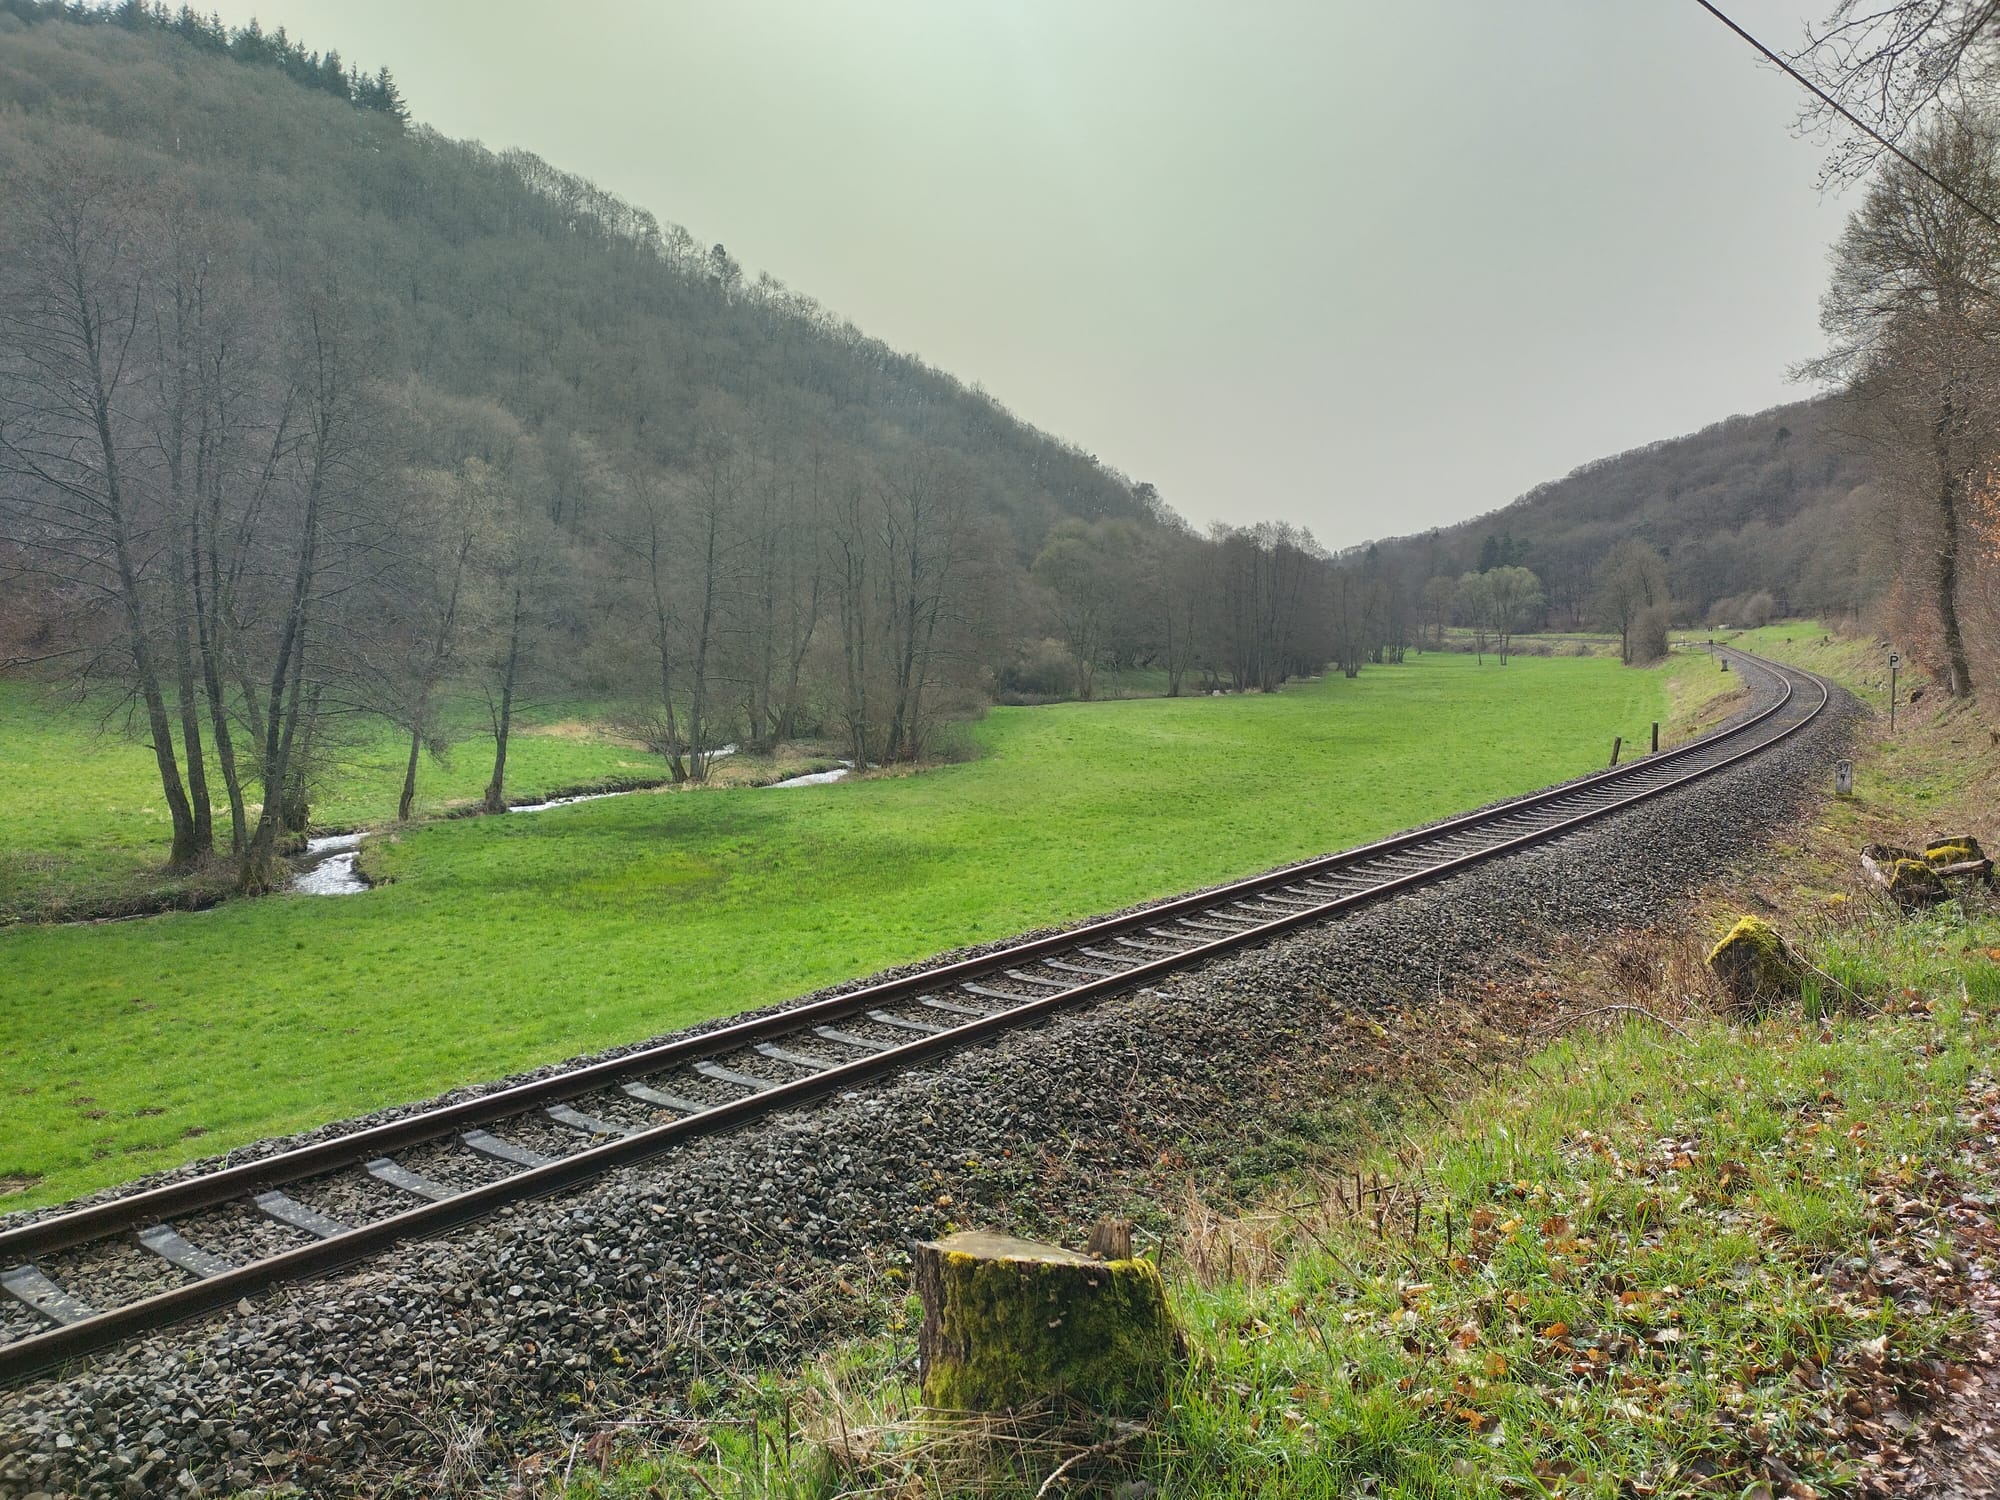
xmin=289 ymin=755 xmax=855 ymax=896
xmin=292 ymin=833 xmax=367 ymax=896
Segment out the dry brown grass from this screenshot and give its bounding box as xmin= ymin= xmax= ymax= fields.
xmin=518 ymin=719 xmax=650 ymax=748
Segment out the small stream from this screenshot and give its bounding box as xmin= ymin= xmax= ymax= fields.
xmin=289 ymin=748 xmax=850 ymax=895
xmin=768 ymin=760 xmax=854 ymax=788
xmin=292 ymin=833 xmax=366 ymax=896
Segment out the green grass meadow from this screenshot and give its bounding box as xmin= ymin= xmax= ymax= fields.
xmin=0 ymin=682 xmax=659 ymax=922
xmin=0 ymin=654 xmax=1675 ymax=1208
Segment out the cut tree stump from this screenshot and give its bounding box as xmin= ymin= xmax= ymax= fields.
xmin=1861 ymin=844 xmax=1948 ymax=909
xmin=1086 ymin=1215 xmax=1134 ymax=1260
xmin=913 ymin=1230 xmax=1183 ymax=1414
xmin=1707 ymin=915 xmax=1803 ymax=1016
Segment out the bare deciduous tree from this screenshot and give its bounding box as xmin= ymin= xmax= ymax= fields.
xmin=1806 ymin=113 xmax=2000 ymax=694
xmin=0 ymin=159 xmax=207 ymax=867
xmin=1789 ymin=2 xmax=2000 ymax=186
xmin=1591 ymin=540 xmax=1670 ymax=665
xmin=1484 ymin=565 xmax=1545 ymax=665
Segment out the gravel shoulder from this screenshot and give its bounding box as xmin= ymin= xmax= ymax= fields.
xmin=0 ymin=669 xmax=1855 ymax=1499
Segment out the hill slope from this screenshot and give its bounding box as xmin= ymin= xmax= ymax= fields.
xmin=0 ymin=8 xmax=1145 ymax=548
xmin=1373 ymin=398 xmax=1884 ymax=625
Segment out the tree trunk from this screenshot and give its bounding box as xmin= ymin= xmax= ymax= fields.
xmin=484 ymin=586 xmax=522 ymax=813
xmin=1933 ymin=403 xmax=1975 ymax=697
xmin=234 ymin=665 xmax=266 ymax=764
xmin=914 ymin=1230 xmax=1182 ymax=1415
xmin=243 ymin=495 xmax=318 ymax=879
xmin=122 ymin=575 xmax=198 ymax=869
xmin=751 ymin=522 xmax=778 ymax=750
xmin=687 ymin=504 xmax=720 ymax=782
xmin=837 ymin=517 xmax=871 ymax=769
xmin=902 ymin=593 xmax=947 ymax=759
xmin=399 ymin=723 xmax=423 ymax=822
xmin=642 ymin=513 xmax=688 ymax=783
xmin=192 ymin=496 xmax=248 ymax=855
xmin=776 ymin=568 xmax=821 ymax=744
xmin=242 ymin=324 xmax=339 ymax=887
xmin=279 ymin=679 xmax=318 ymax=836
xmin=886 ymin=559 xmax=923 ymax=762
xmin=168 ymin=543 xmax=213 ymax=860
xmin=655 ymin=636 xmax=686 ymax=784
xmin=88 ymin=309 xmax=198 ymax=869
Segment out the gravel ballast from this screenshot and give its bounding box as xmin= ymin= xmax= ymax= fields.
xmin=0 ymin=672 xmax=1856 ymax=1498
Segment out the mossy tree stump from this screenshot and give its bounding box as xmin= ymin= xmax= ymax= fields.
xmin=1861 ymin=844 xmax=1948 ymax=909
xmin=1707 ymin=916 xmax=1803 ymax=1016
xmin=913 ymin=1231 xmax=1183 ymax=1414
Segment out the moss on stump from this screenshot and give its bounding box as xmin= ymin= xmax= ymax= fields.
xmin=1861 ymin=843 xmax=1949 ymax=908
xmin=1707 ymin=916 xmax=1803 ymax=1017
xmin=914 ymin=1231 xmax=1183 ymax=1414
xmin=1924 ymin=835 xmax=1994 ymax=882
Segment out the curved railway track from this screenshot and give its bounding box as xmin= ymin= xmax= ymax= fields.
xmin=0 ymin=647 xmax=1831 ymax=1386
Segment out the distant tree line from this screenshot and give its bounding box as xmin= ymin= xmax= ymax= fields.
xmin=1362 ymin=403 xmax=1885 ymax=653
xmin=0 ymin=0 xmax=409 ymax=121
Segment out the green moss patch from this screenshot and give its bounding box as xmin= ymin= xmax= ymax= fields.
xmin=916 ymin=1233 xmax=1183 ymax=1414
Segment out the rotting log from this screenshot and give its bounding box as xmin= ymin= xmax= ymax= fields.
xmin=914 ymin=1230 xmax=1183 ymax=1414
xmin=1707 ymin=915 xmax=1803 ymax=1017
xmin=1861 ymin=844 xmax=1948 ymax=909
xmin=1923 ymin=835 xmax=1994 ymax=884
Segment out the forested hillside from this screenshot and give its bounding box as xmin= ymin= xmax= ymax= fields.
xmin=1372 ymin=398 xmax=1884 ymax=630
xmin=0 ymin=4 xmax=1346 ymax=890
xmin=0 ymin=4 xmax=1144 ymax=543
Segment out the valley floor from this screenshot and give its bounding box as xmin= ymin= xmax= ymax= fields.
xmin=0 ymin=639 xmax=1829 ymax=1499
xmin=0 ymin=652 xmax=1676 ymax=1211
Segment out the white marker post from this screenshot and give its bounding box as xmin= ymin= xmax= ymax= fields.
xmin=1888 ymin=652 xmax=1901 ymax=732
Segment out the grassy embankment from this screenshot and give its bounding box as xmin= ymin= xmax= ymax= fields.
xmin=0 ymin=653 xmax=1672 ymax=1210
xmin=553 ymin=626 xmax=2000 ymax=1500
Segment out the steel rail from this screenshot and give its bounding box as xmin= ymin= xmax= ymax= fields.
xmin=0 ymin=648 xmax=1828 ymax=1386
xmin=0 ymin=648 xmax=1799 ymax=1261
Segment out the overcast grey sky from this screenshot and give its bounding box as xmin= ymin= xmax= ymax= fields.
xmin=209 ymin=1 xmax=1848 ymax=548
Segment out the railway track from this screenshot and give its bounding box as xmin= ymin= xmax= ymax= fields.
xmin=0 ymin=647 xmax=1830 ymax=1387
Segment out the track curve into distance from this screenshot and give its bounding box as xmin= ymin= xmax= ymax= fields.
xmin=0 ymin=646 xmax=1830 ymax=1386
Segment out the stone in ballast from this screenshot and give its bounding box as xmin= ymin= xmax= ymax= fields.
xmin=913 ymin=1230 xmax=1184 ymax=1414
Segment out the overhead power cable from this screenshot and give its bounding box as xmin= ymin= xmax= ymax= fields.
xmin=1690 ymin=0 xmax=2000 ymax=231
